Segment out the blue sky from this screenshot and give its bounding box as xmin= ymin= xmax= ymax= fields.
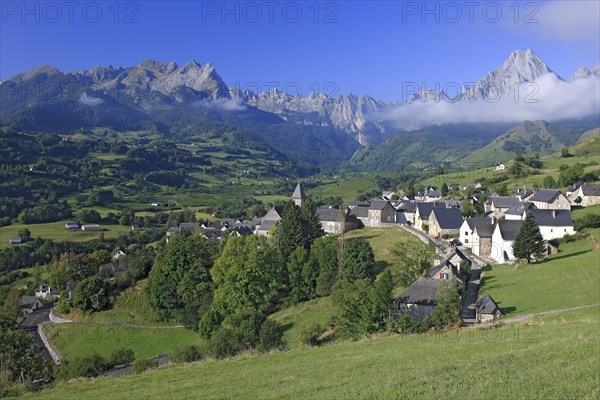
xmin=1 ymin=1 xmax=598 ymax=101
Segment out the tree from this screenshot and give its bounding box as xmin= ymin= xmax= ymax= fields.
xmin=341 ymin=238 xmax=375 ymax=282
xmin=77 ymin=209 xmax=101 ymax=223
xmin=310 ymin=236 xmax=340 ymax=296
xmin=426 ymin=283 xmax=460 ymax=329
xmin=0 ymin=327 xmax=47 ymax=387
xmin=391 ymin=242 xmax=434 ymax=287
xmin=276 ymin=201 xmax=304 ymax=261
xmin=441 ymin=183 xmax=449 ymax=196
xmin=561 ymin=147 xmax=572 ymax=158
xmin=148 ymin=232 xmax=215 ymax=320
xmin=73 ymin=276 xmax=109 ymax=312
xmin=542 ymin=176 xmax=556 ymax=189
xmin=17 ymin=228 xmax=31 ymax=242
xmin=211 ymin=235 xmax=282 ymax=314
xmin=300 ymin=198 xmax=324 ymax=249
xmin=558 ymin=163 xmax=584 ymax=186
xmin=369 ymin=269 xmax=394 ymax=332
xmin=512 ymin=212 xmax=546 ymax=263
xmin=286 ymin=246 xmax=311 ymax=304
xmin=574 ymin=196 xmax=582 ymax=207
xmin=514 ymin=150 xmax=525 ymax=162
xmin=460 ymin=201 xmax=476 ymax=218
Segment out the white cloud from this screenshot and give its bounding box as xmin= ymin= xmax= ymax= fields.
xmin=507 ymin=1 xmax=600 ymax=42
xmin=373 ymin=74 xmax=600 ymax=127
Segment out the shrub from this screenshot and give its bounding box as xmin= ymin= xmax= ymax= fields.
xmin=574 ymin=215 xmax=600 ymax=231
xmin=108 ymin=348 xmax=135 ymax=368
xmin=205 ymin=327 xmax=245 ymax=359
xmin=132 ymin=359 xmax=158 ymax=374
xmin=393 ymin=313 xmax=426 ymax=334
xmin=169 ymin=345 xmax=202 ymax=364
xmin=56 ymin=353 xmax=107 ymax=380
xmin=297 ymin=321 xmax=322 ymax=346
xmin=257 ymin=319 xmax=284 ymax=352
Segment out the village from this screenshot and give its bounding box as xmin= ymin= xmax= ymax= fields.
xmin=21 ymin=180 xmax=600 ymax=332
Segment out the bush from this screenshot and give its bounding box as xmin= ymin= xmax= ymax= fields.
xmin=132 ymin=359 xmax=158 ymax=374
xmin=198 ymin=307 xmax=223 ymax=339
xmin=56 ymin=353 xmax=107 ymax=380
xmin=257 ymin=319 xmax=284 ymax=352
xmin=205 ymin=326 xmax=245 ymax=359
xmin=297 ymin=321 xmax=322 ymax=346
xmin=393 ymin=313 xmax=426 ymax=334
xmin=108 ymin=348 xmax=135 ymax=367
xmin=169 ymin=345 xmax=202 ymax=364
xmin=574 ymin=215 xmax=600 ymax=231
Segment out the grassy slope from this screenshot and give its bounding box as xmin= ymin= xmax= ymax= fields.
xmin=44 ymin=324 xmax=201 ymax=361
xmin=482 ymin=228 xmax=600 ymax=316
xmin=24 ymin=307 xmax=600 ymax=400
xmin=423 ymin=134 xmax=600 ymax=189
xmin=308 ymin=177 xmax=378 ymax=202
xmin=461 ymin=121 xmax=586 ymax=167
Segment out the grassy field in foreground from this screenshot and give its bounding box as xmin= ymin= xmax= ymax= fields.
xmin=24 ymin=307 xmax=600 ymax=400
xmin=481 ymin=229 xmax=600 ymax=316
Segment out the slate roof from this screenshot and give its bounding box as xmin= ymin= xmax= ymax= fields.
xmin=430 ymin=208 xmax=463 ymax=229
xmin=490 ymin=196 xmax=522 ymax=209
xmin=398 ymin=202 xmax=417 ymax=213
xmin=464 ymin=218 xmax=495 ymax=238
xmin=476 ymin=294 xmax=502 ymax=316
xmin=426 ymin=190 xmax=442 ymax=198
xmin=179 ymin=222 xmax=200 ymax=232
xmin=396 ymin=278 xmax=442 ymax=306
xmin=349 ymin=206 xmax=369 ymax=218
xmin=99 ymin=263 xmax=127 ymax=277
xmin=369 ymin=200 xmax=391 ymax=211
xmin=416 ymin=203 xmax=436 ymax=219
xmin=235 ymin=226 xmax=254 ymax=236
xmin=291 ymin=182 xmax=306 ymax=200
xmin=257 ymin=219 xmax=279 ymax=231
xmin=20 ymin=295 xmax=41 ymax=309
xmin=496 ymin=220 xmax=522 ymax=241
xmin=347 ymin=201 xmax=371 ymax=207
xmin=529 ymin=210 xmax=574 ymax=227
xmin=262 ymin=207 xmax=283 ymax=222
xmin=581 ymin=184 xmax=600 ymax=196
xmin=529 ymin=189 xmax=562 ymax=203
xmin=402 ymin=195 xmax=416 ymax=202
xmin=505 ymin=202 xmax=536 ymax=216
xmin=317 ymin=207 xmax=343 ymax=222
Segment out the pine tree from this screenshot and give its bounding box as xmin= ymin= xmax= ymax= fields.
xmin=441 ymin=183 xmax=449 ymax=196
xmin=300 ymin=198 xmax=324 ymax=249
xmin=512 ymin=212 xmax=546 ymax=263
xmin=341 ymin=238 xmax=375 ymax=282
xmin=286 ymin=246 xmax=310 ymax=304
xmin=276 ymin=200 xmax=304 ymax=261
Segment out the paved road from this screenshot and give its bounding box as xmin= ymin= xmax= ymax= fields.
xmin=489 ymin=303 xmax=600 ymax=326
xmin=19 ymin=302 xmax=54 ymax=363
xmin=460 ymin=266 xmax=482 ymax=321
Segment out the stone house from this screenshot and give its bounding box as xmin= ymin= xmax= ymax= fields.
xmin=428 ymin=208 xmax=463 ymax=239
xmin=568 ymin=183 xmax=600 ymax=207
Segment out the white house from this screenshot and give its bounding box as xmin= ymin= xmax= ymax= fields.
xmin=490 ymin=220 xmax=522 ymax=264
xmin=495 ymin=163 xmax=505 ymax=171
xmin=81 ymin=224 xmax=101 ymax=231
xmin=460 ymin=218 xmax=495 ymax=258
xmin=528 ymin=209 xmax=575 ymax=240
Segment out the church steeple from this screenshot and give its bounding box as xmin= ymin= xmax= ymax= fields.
xmin=291 ymin=182 xmax=306 ymax=207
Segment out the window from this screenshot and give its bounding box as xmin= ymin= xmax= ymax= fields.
xmin=440 ymin=272 xmax=449 ymax=280
xmin=465 ymin=239 xmax=469 ymax=243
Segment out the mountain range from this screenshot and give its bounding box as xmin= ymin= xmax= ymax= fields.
xmin=0 ymin=49 xmax=598 ymax=168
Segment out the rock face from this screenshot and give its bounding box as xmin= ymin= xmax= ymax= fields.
xmin=468 ymin=49 xmax=558 ymax=100
xmin=1 ymin=49 xmax=597 ymax=144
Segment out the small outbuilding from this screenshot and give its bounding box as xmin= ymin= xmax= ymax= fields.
xmin=475 ymin=294 xmax=503 ymax=323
